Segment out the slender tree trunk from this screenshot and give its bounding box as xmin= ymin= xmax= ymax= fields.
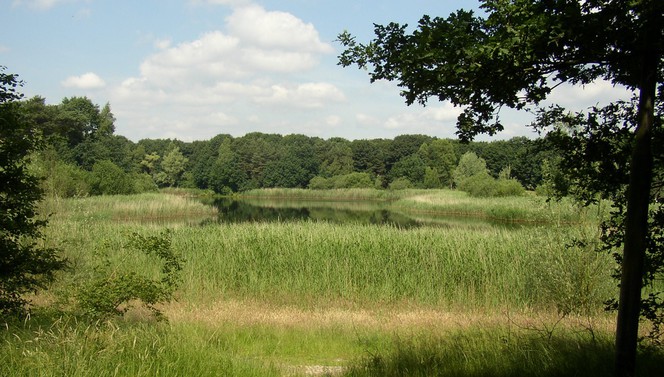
xmin=614 ymin=8 xmax=659 ymax=375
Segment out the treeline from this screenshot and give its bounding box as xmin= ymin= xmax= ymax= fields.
xmin=20 ymin=96 xmax=562 ymax=196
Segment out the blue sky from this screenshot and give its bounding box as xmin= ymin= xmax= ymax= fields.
xmin=2 ymin=0 xmax=631 ymax=142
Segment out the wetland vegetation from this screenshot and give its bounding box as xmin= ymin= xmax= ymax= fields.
xmin=3 ymin=190 xmax=663 ymax=376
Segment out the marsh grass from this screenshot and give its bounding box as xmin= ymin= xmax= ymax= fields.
xmin=44 ymin=212 xmax=615 ymax=313
xmin=241 ymin=188 xmax=604 ymax=224
xmin=241 ymin=188 xmax=408 ymax=202
xmin=40 ymin=193 xmax=217 ymax=224
xmin=11 ymin=192 xmax=637 ymax=376
xmin=342 ymin=328 xmax=664 ymax=377
xmin=0 ymin=313 xmax=280 ymax=377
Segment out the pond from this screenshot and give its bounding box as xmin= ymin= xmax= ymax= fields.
xmin=204 ymin=197 xmax=523 ymax=229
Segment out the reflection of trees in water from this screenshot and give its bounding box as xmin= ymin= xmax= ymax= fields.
xmin=211 ymin=198 xmax=428 ymax=229
xmin=213 ymin=198 xmax=309 ymax=223
xmin=208 ymin=198 xmax=521 ymax=229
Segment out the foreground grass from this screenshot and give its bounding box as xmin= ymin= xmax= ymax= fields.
xmin=6 ymin=191 xmax=658 ymax=376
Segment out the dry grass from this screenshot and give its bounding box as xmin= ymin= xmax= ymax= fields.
xmin=162 ymin=299 xmax=617 ymax=336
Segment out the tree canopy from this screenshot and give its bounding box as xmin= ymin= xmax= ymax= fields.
xmin=0 ymin=67 xmax=67 ymax=314
xmin=338 ymin=1 xmax=662 ymax=375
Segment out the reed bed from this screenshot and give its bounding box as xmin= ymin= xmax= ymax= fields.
xmin=241 ymin=188 xmax=604 ymax=224
xmin=43 ymin=201 xmax=615 ymax=313
xmin=241 ymin=188 xmax=407 ymax=202
xmin=40 ymin=193 xmax=217 ymax=224
xmin=12 ymin=192 xmax=645 ymax=376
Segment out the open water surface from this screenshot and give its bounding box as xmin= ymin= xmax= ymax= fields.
xmin=204 ymin=197 xmax=523 ymax=229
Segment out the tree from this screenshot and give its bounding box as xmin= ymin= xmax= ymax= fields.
xmin=453 ymin=151 xmax=488 ymax=187
xmin=389 ymin=154 xmax=427 ymax=187
xmin=418 ymin=139 xmax=457 ymax=187
xmin=338 ymin=1 xmax=663 ymax=375
xmin=319 ymin=138 xmax=354 ymax=178
xmin=209 ymin=138 xmax=246 ymax=193
xmin=0 ymin=67 xmax=67 ymax=314
xmin=158 ymin=145 xmax=189 ymax=187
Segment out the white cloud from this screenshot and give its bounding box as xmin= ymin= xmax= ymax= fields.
xmin=0 ymin=45 xmax=9 ymax=53
xmin=254 ymin=82 xmax=346 ymax=108
xmin=383 ymin=103 xmax=462 ymax=132
xmin=110 ymin=4 xmax=343 ymax=140
xmin=61 ymin=72 xmax=106 ymax=89
xmin=227 ymin=5 xmax=334 ymax=53
xmin=544 ymin=80 xmax=633 ymax=110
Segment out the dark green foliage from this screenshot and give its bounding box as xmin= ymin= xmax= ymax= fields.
xmin=0 ymin=67 xmax=67 ymax=315
xmin=389 ymin=154 xmax=427 ymax=187
xmin=77 ymin=231 xmax=183 ymax=320
xmin=309 ymin=172 xmax=374 ymax=189
xmin=388 ymin=177 xmax=413 ymax=190
xmin=88 ymin=160 xmax=135 ymax=195
xmin=338 ymin=2 xmax=663 ymax=373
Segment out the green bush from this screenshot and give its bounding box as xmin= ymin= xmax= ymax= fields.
xmin=77 ymin=231 xmax=183 ymax=320
xmin=459 ymin=173 xmax=525 ymax=198
xmin=309 ymin=175 xmax=333 ymax=189
xmin=88 ymin=160 xmax=135 ymax=195
xmin=389 ymin=177 xmax=413 ymax=190
xmin=333 ymin=172 xmax=373 ymax=189
xmin=309 ymin=173 xmax=374 ymax=189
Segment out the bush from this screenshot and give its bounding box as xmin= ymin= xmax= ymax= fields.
xmin=88 ymin=160 xmax=135 ymax=195
xmin=333 ymin=172 xmax=373 ymax=189
xmin=77 ymin=231 xmax=183 ymax=320
xmin=389 ymin=177 xmax=413 ymax=190
xmin=309 ymin=176 xmax=333 ymax=189
xmin=309 ymin=173 xmax=374 ymax=189
xmin=459 ymin=173 xmax=525 ymax=198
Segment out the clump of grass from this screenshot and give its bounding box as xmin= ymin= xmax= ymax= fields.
xmin=241 ymin=188 xmax=408 ymax=202
xmin=0 ymin=314 xmax=279 ymax=377
xmin=343 ymin=328 xmax=664 ymax=377
xmin=393 ymin=190 xmax=603 ymax=224
xmin=40 ymin=193 xmax=217 ymax=224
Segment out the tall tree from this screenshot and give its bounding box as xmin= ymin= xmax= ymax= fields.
xmin=338 ymin=1 xmax=663 ymax=375
xmin=0 ymin=67 xmax=67 ymax=314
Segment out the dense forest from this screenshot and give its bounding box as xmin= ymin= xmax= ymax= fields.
xmin=21 ymin=95 xmax=563 ymax=197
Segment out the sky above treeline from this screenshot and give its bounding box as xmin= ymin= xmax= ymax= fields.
xmin=2 ymin=0 xmax=631 ymax=142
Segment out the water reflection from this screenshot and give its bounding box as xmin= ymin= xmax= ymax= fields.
xmin=205 ymin=198 xmax=520 ymax=229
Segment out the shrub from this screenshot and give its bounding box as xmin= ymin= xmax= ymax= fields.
xmin=77 ymin=231 xmax=183 ymax=320
xmin=459 ymin=173 xmax=525 ymax=198
xmin=333 ymin=172 xmax=373 ymax=189
xmin=88 ymin=160 xmax=135 ymax=195
xmin=389 ymin=177 xmax=413 ymax=190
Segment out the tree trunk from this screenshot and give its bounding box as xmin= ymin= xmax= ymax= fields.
xmin=614 ymin=9 xmax=659 ymax=376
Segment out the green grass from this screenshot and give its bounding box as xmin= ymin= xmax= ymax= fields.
xmin=342 ymin=328 xmax=664 ymax=377
xmin=3 ymin=191 xmax=653 ymax=376
xmin=241 ymin=188 xmax=605 ymax=224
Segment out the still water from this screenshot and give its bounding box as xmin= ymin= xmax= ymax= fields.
xmin=204 ymin=198 xmax=522 ymax=229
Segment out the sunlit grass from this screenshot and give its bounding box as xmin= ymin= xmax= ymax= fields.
xmin=9 ymin=192 xmax=645 ymax=376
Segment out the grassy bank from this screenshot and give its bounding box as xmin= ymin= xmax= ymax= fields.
xmin=2 ymin=191 xmax=659 ymax=376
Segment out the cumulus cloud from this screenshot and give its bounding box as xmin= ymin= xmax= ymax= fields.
xmin=227 ymin=5 xmax=334 ymax=53
xmin=384 ymin=103 xmax=463 ymax=131
xmin=61 ymin=72 xmax=106 ymax=89
xmin=111 ymin=4 xmax=343 ymax=140
xmin=255 ymin=83 xmax=346 ymax=108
